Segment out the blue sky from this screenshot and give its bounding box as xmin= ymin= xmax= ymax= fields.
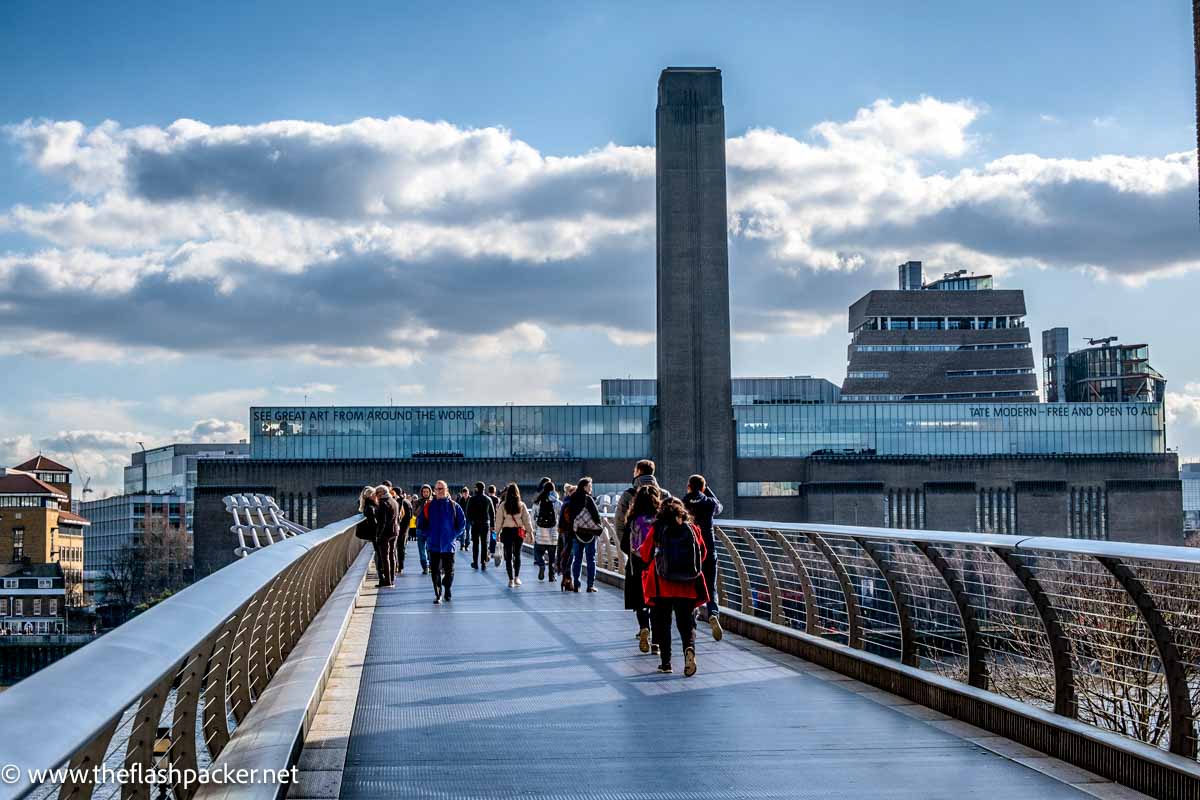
xmin=0 ymin=0 xmax=1197 ymax=493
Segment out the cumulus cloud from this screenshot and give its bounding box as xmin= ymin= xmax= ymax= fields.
xmin=183 ymin=418 xmax=248 ymax=442
xmin=278 ymin=383 xmax=337 ymax=396
xmin=1 ymin=97 xmax=1197 ymax=371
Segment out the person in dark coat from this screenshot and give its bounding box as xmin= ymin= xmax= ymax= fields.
xmin=622 ymin=484 xmax=661 ymax=654
xmin=467 ymin=481 xmax=496 ymax=570
xmin=373 ymin=485 xmax=401 ymax=587
xmin=384 ymin=482 xmax=414 ymax=575
xmin=682 ymin=473 xmax=724 ymax=641
xmin=357 ymin=487 xmax=380 ymax=557
xmin=456 ymin=487 xmax=471 ymax=550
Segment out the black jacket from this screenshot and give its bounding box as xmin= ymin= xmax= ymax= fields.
xmin=683 ymin=489 xmax=723 ymax=543
xmin=357 ymin=503 xmax=379 ymax=540
xmin=467 ymin=491 xmax=496 ymax=529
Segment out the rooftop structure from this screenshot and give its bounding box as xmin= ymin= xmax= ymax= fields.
xmin=1042 ymin=327 xmax=1166 ymax=404
xmin=842 ymin=261 xmax=1037 ymax=402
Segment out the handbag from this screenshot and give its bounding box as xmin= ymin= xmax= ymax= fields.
xmin=573 ymin=504 xmax=602 ymax=543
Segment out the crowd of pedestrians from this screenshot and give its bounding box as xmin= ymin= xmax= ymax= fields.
xmin=354 ymin=459 xmax=722 ymax=676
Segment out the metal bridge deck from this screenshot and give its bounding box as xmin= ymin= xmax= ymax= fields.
xmin=339 ymin=548 xmax=1099 ymax=799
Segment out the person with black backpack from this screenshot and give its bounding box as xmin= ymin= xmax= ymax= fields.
xmin=531 ymin=478 xmax=560 ymax=582
xmin=622 ymin=484 xmax=661 ymax=654
xmin=637 ymin=496 xmax=709 ymax=676
xmin=566 ymin=477 xmax=604 ymax=593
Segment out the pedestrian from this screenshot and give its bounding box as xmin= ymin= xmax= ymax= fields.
xmin=467 ymin=481 xmax=495 ymax=571
xmin=486 ymin=484 xmax=501 ymax=557
xmin=622 ymin=484 xmax=661 ymax=654
xmin=457 ymin=486 xmax=471 ymax=550
xmin=638 ymin=496 xmax=708 ymax=676
xmin=356 ymin=487 xmax=381 ymax=583
xmin=565 ymin=477 xmax=603 ymax=593
xmin=416 ymin=480 xmax=466 ymax=604
xmin=682 ymin=473 xmax=724 ymax=640
xmin=383 ymin=481 xmax=413 ymax=576
xmin=411 ymin=484 xmax=432 ymax=575
xmin=531 ymin=478 xmax=560 ymax=582
xmin=495 ymin=482 xmax=534 ymax=587
xmin=373 ymin=485 xmax=401 ymax=587
xmin=556 ymin=482 xmax=576 ymax=590
xmin=613 ymin=459 xmax=671 ymax=546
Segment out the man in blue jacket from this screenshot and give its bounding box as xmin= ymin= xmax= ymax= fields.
xmin=683 ymin=473 xmax=724 ymax=641
xmin=417 ymin=480 xmax=467 ymax=604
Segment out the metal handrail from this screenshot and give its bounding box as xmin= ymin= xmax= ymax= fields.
xmin=697 ymin=517 xmax=1200 ymax=760
xmin=0 ymin=514 xmax=365 ymax=800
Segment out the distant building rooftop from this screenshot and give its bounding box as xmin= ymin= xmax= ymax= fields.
xmin=12 ymin=455 xmax=71 ymax=473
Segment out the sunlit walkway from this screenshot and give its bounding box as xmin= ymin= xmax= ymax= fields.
xmin=338 ymin=546 xmax=1099 ymax=799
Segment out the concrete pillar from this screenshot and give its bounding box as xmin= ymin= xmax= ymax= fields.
xmin=655 ymin=67 xmax=736 ymax=504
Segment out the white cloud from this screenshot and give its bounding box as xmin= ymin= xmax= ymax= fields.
xmin=0 ymin=98 xmax=1196 ymax=374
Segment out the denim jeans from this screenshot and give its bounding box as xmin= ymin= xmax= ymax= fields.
xmin=415 ymin=533 xmax=429 ymax=569
xmin=571 ymin=538 xmax=597 ymax=589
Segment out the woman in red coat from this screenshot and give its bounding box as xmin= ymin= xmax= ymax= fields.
xmin=638 ymin=497 xmax=709 ymax=676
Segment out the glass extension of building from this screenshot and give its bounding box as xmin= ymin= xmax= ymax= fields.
xmin=735 ymin=401 xmax=1164 ymax=458
xmin=251 ymin=401 xmax=1165 ymax=461
xmin=252 ymin=406 xmax=653 ymax=460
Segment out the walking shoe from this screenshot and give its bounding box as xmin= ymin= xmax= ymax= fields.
xmin=422 ymin=567 xmax=428 ymax=575
xmin=514 ymin=577 xmax=522 ymax=586
xmin=444 ymin=590 xmax=452 ymax=602
xmin=651 ymin=644 xmax=660 ymax=655
xmin=638 ymin=628 xmax=650 ymax=654
xmin=433 ymin=595 xmax=441 ymax=605
xmin=657 ymin=663 xmax=673 ymax=674
xmin=586 ymin=586 xmax=597 ymax=593
xmin=549 ymin=571 xmax=556 ymax=582
xmin=684 ymin=647 xmax=697 ymax=678
xmin=481 ymin=564 xmax=487 ymax=572
xmin=573 ymin=584 xmax=581 ymax=593
xmin=538 ymin=566 xmax=545 ymax=581
xmin=471 ymin=562 xmax=478 ymax=570
xmin=508 ymin=578 xmax=515 ymax=588
xmin=709 ymin=614 xmax=723 ymax=642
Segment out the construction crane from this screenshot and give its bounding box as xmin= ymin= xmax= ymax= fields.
xmin=64 ymin=440 xmax=94 ymax=501
xmin=1085 ymin=336 xmax=1119 ymax=347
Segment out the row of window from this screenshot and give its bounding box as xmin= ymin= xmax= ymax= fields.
xmin=847 ymin=371 xmax=889 ymax=379
xmin=737 ymin=482 xmax=803 ymax=497
xmin=841 ymin=390 xmax=1038 ymax=402
xmin=1 ymin=578 xmax=54 ymax=589
xmin=945 ymin=368 xmax=1034 ymax=378
xmin=0 ymin=497 xmax=59 ymax=508
xmin=852 ymin=342 xmax=1030 ymax=353
xmin=861 ymin=316 xmax=1025 ymax=332
xmin=0 ymin=597 xmax=60 ymax=616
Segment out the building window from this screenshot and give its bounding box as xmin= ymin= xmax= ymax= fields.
xmin=49 ymin=599 xmax=57 ymax=616
xmin=11 ymin=528 xmax=23 ymax=562
xmin=847 ymin=370 xmax=889 ymax=379
xmin=13 ymin=599 xmax=22 ymax=616
xmin=37 ymin=579 xmax=52 ymax=588
xmin=32 ymin=599 xmax=41 ymax=615
xmin=2 ymin=579 xmax=16 ymax=589
xmin=736 ymin=481 xmax=802 ymax=497
xmin=0 ymin=598 xmax=7 ymax=615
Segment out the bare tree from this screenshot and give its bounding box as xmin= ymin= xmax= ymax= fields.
xmin=100 ymin=506 xmax=192 ymax=624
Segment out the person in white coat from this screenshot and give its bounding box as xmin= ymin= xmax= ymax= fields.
xmin=495 ymin=482 xmax=535 ymax=587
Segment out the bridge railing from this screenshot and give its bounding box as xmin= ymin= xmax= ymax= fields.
xmin=0 ymin=514 xmax=365 ymax=800
xmin=699 ymin=522 xmax=1200 ymax=759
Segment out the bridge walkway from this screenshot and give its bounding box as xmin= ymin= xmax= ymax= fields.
xmin=323 ymin=546 xmax=1131 ymax=800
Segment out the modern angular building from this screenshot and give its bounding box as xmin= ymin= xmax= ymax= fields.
xmin=1042 ymin=328 xmax=1166 ymax=404
xmin=842 ymin=263 xmax=1038 ymax=402
xmin=192 ymin=68 xmax=1182 ymax=577
xmin=80 ymin=442 xmax=247 ymax=608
